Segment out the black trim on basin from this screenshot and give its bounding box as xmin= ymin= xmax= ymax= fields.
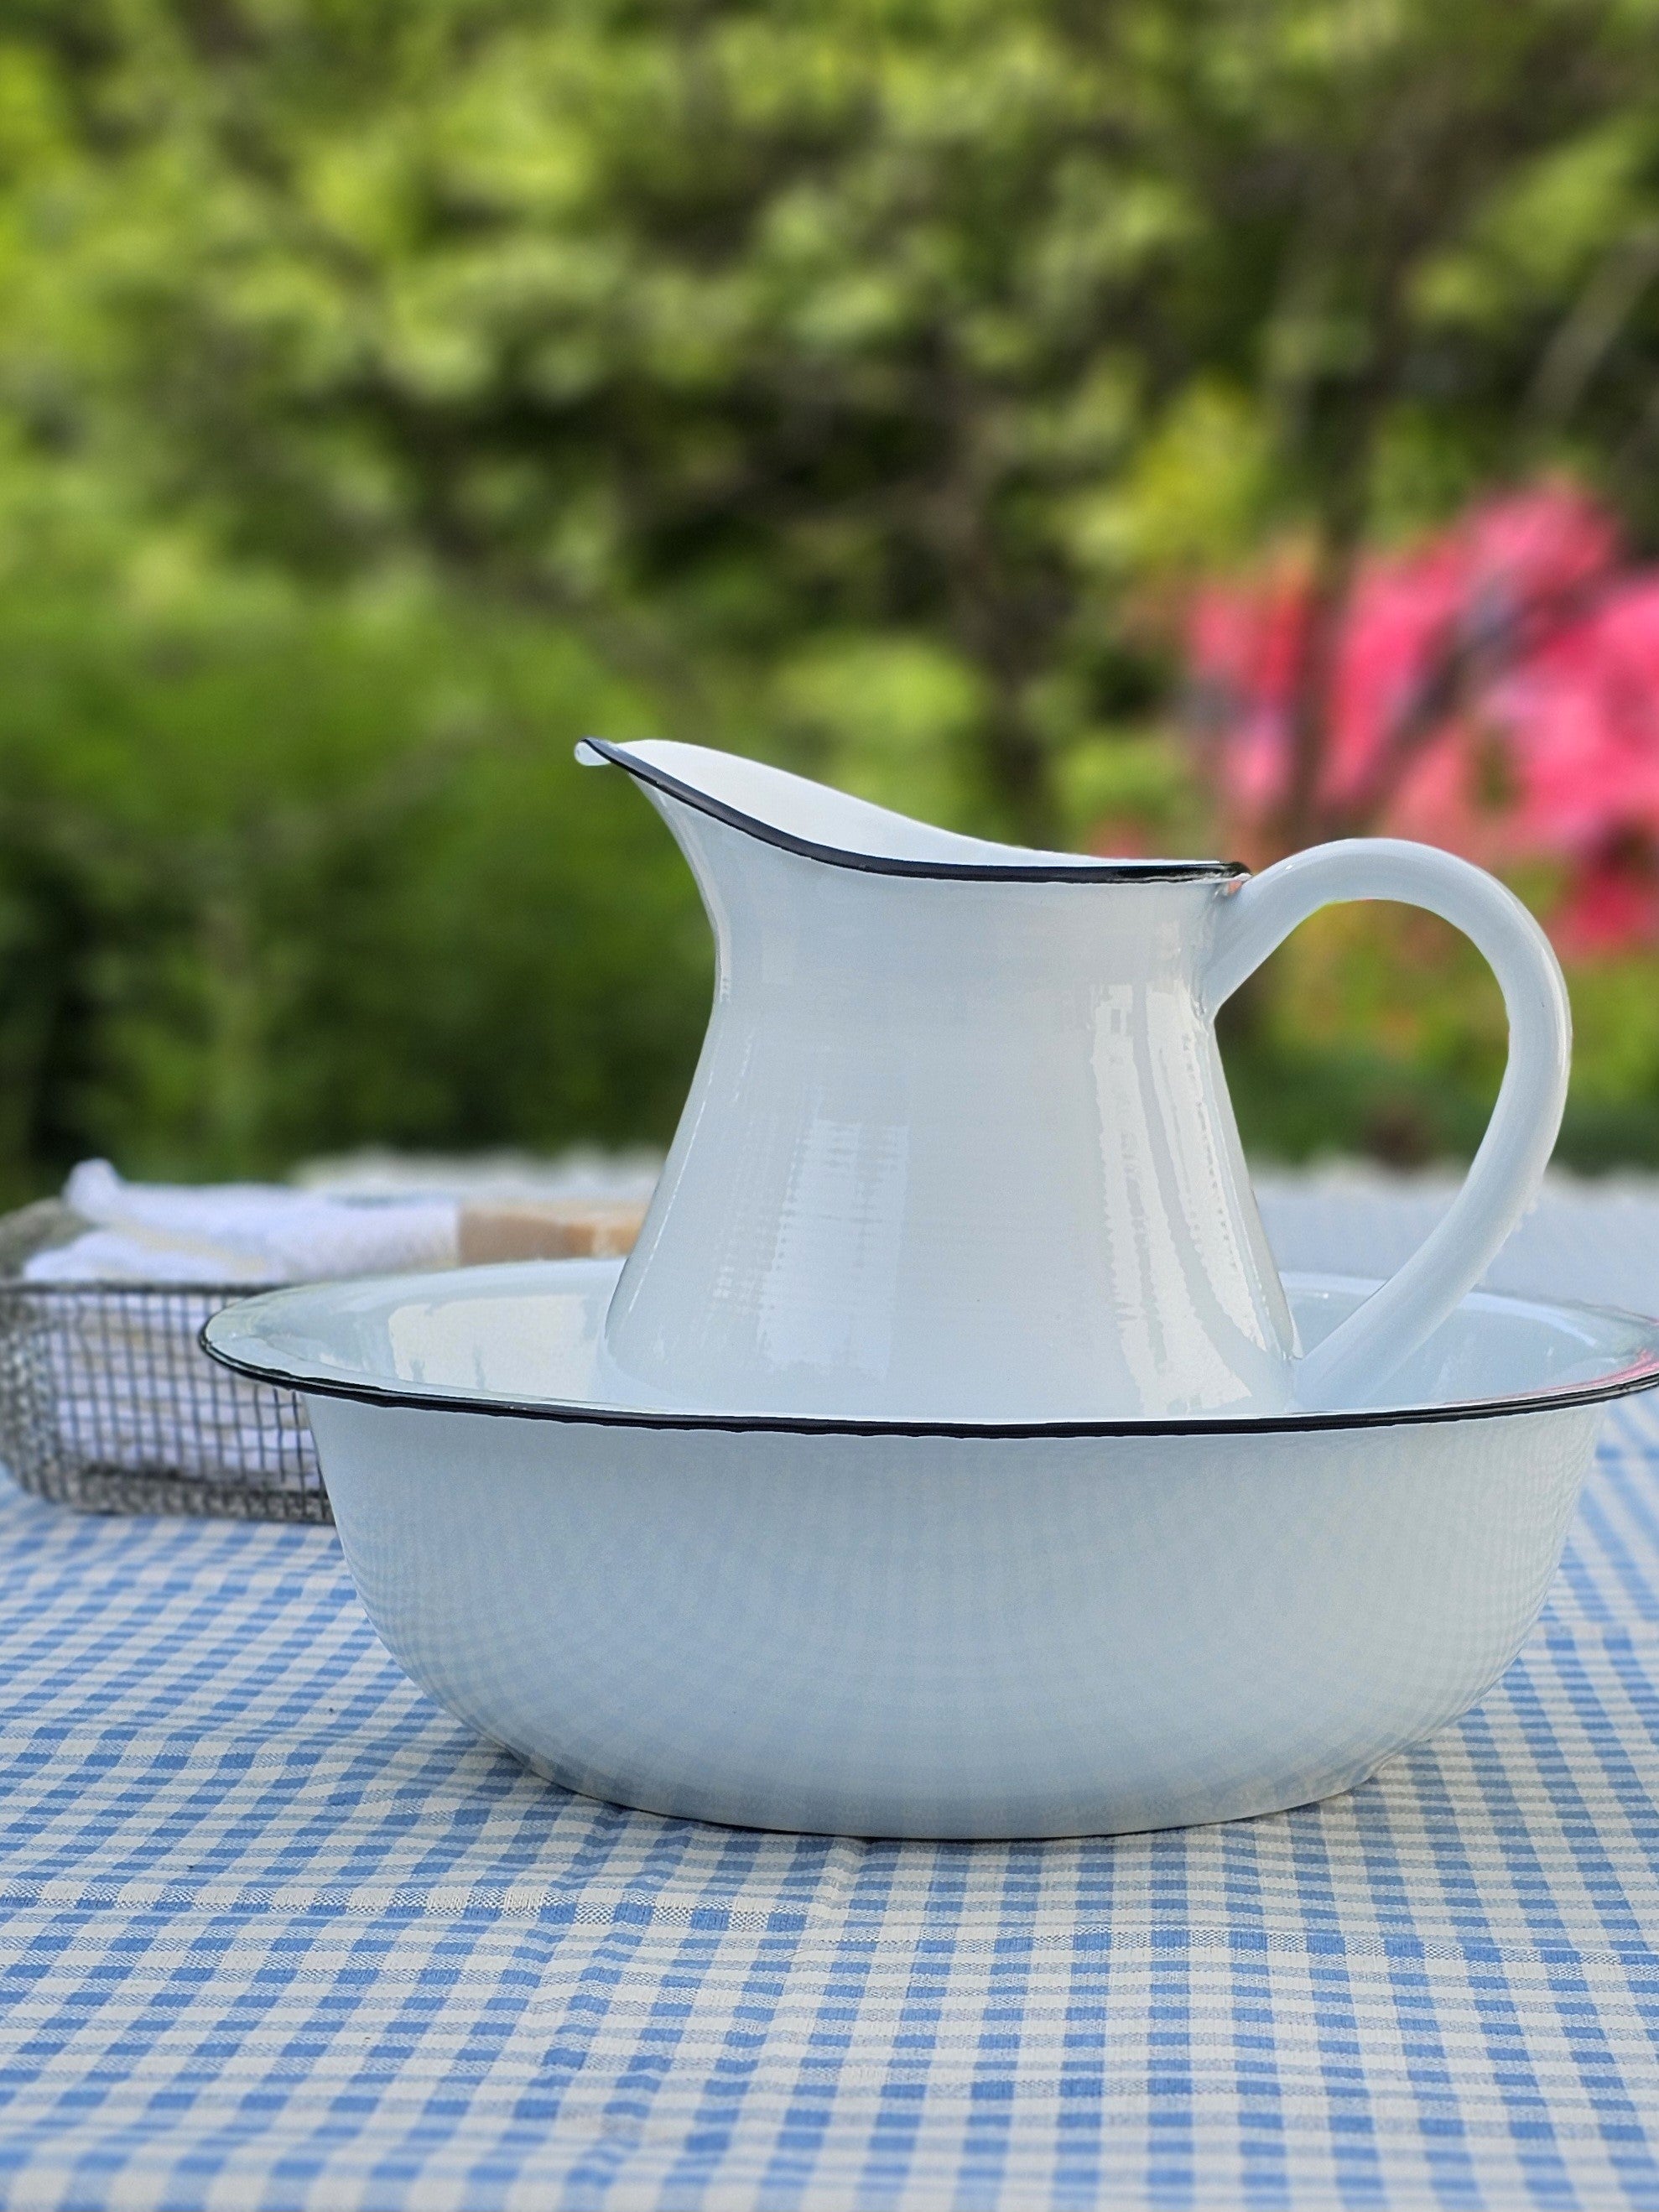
xmin=200 ymin=1325 xmax=1659 ymax=1439
xmin=576 ymin=738 xmax=1249 ymax=886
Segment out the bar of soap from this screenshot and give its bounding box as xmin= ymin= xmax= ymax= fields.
xmin=457 ymin=1200 xmax=647 ymax=1266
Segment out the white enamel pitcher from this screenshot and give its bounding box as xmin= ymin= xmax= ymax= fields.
xmin=580 ymin=738 xmax=1570 ymax=1421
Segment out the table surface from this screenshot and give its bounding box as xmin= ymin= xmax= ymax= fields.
xmin=3 ymin=1181 xmax=1659 ymax=2212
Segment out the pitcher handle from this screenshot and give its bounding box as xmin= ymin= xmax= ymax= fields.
xmin=1203 ymin=839 xmax=1571 ymax=1410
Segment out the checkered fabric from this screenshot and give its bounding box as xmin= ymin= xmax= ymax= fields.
xmin=2 ymin=1184 xmax=1658 ymax=2211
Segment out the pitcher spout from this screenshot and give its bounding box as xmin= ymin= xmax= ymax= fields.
xmin=576 ymin=737 xmax=1244 ymax=884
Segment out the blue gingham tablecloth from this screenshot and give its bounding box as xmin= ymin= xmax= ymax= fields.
xmin=3 ymin=1179 xmax=1659 ymax=2212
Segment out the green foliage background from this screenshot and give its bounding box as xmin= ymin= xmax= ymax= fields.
xmin=4 ymin=0 xmax=1659 ymax=1200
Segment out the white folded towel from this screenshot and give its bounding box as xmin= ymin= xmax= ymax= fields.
xmin=23 ymin=1160 xmax=460 ymax=1285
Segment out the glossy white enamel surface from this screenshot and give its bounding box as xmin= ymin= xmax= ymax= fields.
xmin=1206 ymin=841 xmax=1573 ymax=1408
xmin=203 ymin=1263 xmax=1657 ymax=1838
xmin=580 ymin=741 xmax=1570 ymax=1419
xmin=203 ymin=1262 xmax=1659 ymax=1425
xmin=304 ymin=1390 xmax=1594 ymax=1839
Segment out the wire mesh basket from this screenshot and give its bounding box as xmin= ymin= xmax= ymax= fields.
xmin=0 ymin=1203 xmax=328 ymax=1521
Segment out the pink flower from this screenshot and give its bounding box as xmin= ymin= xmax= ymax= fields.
xmin=1183 ymin=483 xmax=1659 ymax=951
xmin=1552 ymin=852 xmax=1659 ymax=957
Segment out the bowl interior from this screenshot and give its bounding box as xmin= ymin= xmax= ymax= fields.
xmin=202 ymin=1262 xmax=1659 ymax=1430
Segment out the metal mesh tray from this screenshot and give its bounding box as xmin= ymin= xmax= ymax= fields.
xmin=0 ymin=1202 xmax=328 ymax=1521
